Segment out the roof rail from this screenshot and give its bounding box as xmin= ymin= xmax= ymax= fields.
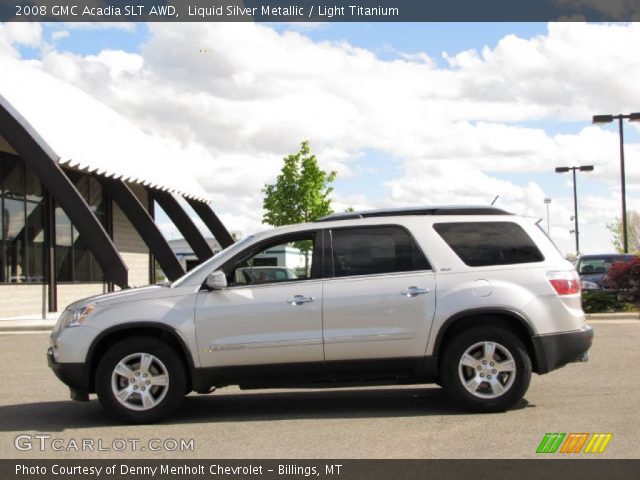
xmin=316 ymin=206 xmax=511 ymax=222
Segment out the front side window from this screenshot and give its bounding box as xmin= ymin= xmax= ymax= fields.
xmin=224 ymin=233 xmax=317 ymax=286
xmin=434 ymin=222 xmax=544 ymax=267
xmin=331 ymin=226 xmax=429 ymax=278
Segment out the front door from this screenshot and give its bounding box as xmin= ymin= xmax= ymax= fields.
xmin=195 ymin=231 xmax=324 ymax=375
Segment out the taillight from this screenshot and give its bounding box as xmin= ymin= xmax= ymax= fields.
xmin=547 ymin=271 xmax=581 ymax=295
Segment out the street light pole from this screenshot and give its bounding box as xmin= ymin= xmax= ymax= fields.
xmin=544 ymin=198 xmax=552 ymax=234
xmin=555 ymin=165 xmax=594 ymax=254
xmin=618 ymin=116 xmax=627 ymax=254
xmin=572 ymin=168 xmax=579 ymax=253
xmin=593 ymin=112 xmax=640 ymax=253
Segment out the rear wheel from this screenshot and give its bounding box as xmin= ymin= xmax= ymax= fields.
xmin=95 ymin=336 xmax=186 ymax=423
xmin=441 ymin=326 xmax=531 ymax=412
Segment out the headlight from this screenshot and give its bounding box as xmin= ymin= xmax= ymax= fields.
xmin=61 ymin=304 xmax=96 ymax=328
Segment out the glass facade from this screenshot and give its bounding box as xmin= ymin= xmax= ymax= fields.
xmin=0 ymin=154 xmax=106 ymax=284
xmin=55 ymin=171 xmax=106 ymax=282
xmin=0 ymin=154 xmax=45 ymax=282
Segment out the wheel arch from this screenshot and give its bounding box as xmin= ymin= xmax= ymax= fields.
xmin=434 ymin=308 xmax=540 ymax=373
xmin=86 ymin=322 xmax=195 ymax=393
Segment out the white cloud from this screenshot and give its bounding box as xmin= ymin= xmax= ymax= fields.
xmin=0 ymin=23 xmax=42 ymax=57
xmin=444 ymin=23 xmax=640 ymax=120
xmin=51 ymin=30 xmax=70 ymax=41
xmin=2 ymin=21 xmax=639 ymax=255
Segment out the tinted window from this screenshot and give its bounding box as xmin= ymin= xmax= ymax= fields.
xmin=434 ymin=222 xmax=544 ymax=267
xmin=331 ymin=226 xmax=429 ymax=277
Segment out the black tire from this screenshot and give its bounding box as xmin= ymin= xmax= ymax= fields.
xmin=440 ymin=326 xmax=531 ymax=412
xmin=95 ymin=336 xmax=187 ymax=424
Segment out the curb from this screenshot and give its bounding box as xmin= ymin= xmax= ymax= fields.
xmin=0 ymin=320 xmax=56 ymax=332
xmin=585 ymin=312 xmax=640 ymax=320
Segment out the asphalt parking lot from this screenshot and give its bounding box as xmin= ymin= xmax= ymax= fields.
xmin=0 ymin=321 xmax=638 ymax=459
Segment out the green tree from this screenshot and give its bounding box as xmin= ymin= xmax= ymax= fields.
xmin=262 ymin=140 xmax=336 ymax=225
xmin=608 ymin=211 xmax=640 ymax=255
xmin=262 ymin=140 xmax=337 ymax=271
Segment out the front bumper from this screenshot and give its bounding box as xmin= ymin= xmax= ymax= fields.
xmin=47 ymin=347 xmax=92 ymax=395
xmin=532 ymin=325 xmax=594 ymax=374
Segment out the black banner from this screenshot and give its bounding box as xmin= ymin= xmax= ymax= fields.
xmin=2 ymin=460 xmax=640 ymax=480
xmin=2 ymin=0 xmax=640 ymax=22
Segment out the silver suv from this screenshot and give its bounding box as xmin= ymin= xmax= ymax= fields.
xmin=48 ymin=206 xmax=593 ymax=423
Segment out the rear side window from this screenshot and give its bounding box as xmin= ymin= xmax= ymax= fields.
xmin=331 ymin=226 xmax=430 ymax=277
xmin=434 ymin=222 xmax=544 ymax=267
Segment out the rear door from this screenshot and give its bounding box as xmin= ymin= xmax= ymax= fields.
xmin=322 ymin=225 xmax=436 ymax=369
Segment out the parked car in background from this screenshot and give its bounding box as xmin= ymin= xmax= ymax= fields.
xmin=235 ymin=266 xmax=298 ymax=284
xmin=574 ymin=254 xmax=636 ymax=290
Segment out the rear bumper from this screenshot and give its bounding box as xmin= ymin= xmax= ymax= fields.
xmin=47 ymin=347 xmax=91 ymax=393
xmin=532 ymin=325 xmax=594 ymax=374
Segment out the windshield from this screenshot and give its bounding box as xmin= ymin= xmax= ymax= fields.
xmin=577 ymin=255 xmax=635 ymax=275
xmin=169 ymin=235 xmax=254 ymax=288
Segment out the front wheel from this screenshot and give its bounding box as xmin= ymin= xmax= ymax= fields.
xmin=95 ymin=336 xmax=187 ymax=423
xmin=441 ymin=326 xmax=531 ymax=412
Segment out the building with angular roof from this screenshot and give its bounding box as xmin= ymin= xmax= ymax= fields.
xmin=0 ymin=57 xmax=232 ymax=319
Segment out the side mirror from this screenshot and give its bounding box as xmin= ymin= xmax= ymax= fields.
xmin=205 ymin=270 xmax=228 ymax=290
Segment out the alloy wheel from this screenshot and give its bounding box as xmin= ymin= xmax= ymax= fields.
xmin=457 ymin=341 xmax=516 ymax=399
xmin=110 ymin=353 xmax=170 ymax=411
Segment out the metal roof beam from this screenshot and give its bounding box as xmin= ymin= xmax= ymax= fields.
xmin=185 ymin=198 xmax=234 ymax=249
xmin=99 ymin=177 xmax=185 ymax=282
xmin=150 ymin=189 xmax=214 ymax=261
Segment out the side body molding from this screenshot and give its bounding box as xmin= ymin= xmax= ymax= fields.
xmin=0 ymin=95 xmax=128 ymax=287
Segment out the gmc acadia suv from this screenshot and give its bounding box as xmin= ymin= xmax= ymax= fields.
xmin=48 ymin=206 xmax=593 ymax=423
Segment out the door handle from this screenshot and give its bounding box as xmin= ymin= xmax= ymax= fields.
xmin=401 ymin=286 xmax=430 ymax=297
xmin=287 ymin=295 xmax=316 ymax=306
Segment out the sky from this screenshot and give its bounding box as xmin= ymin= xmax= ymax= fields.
xmin=1 ymin=21 xmax=639 ymax=256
